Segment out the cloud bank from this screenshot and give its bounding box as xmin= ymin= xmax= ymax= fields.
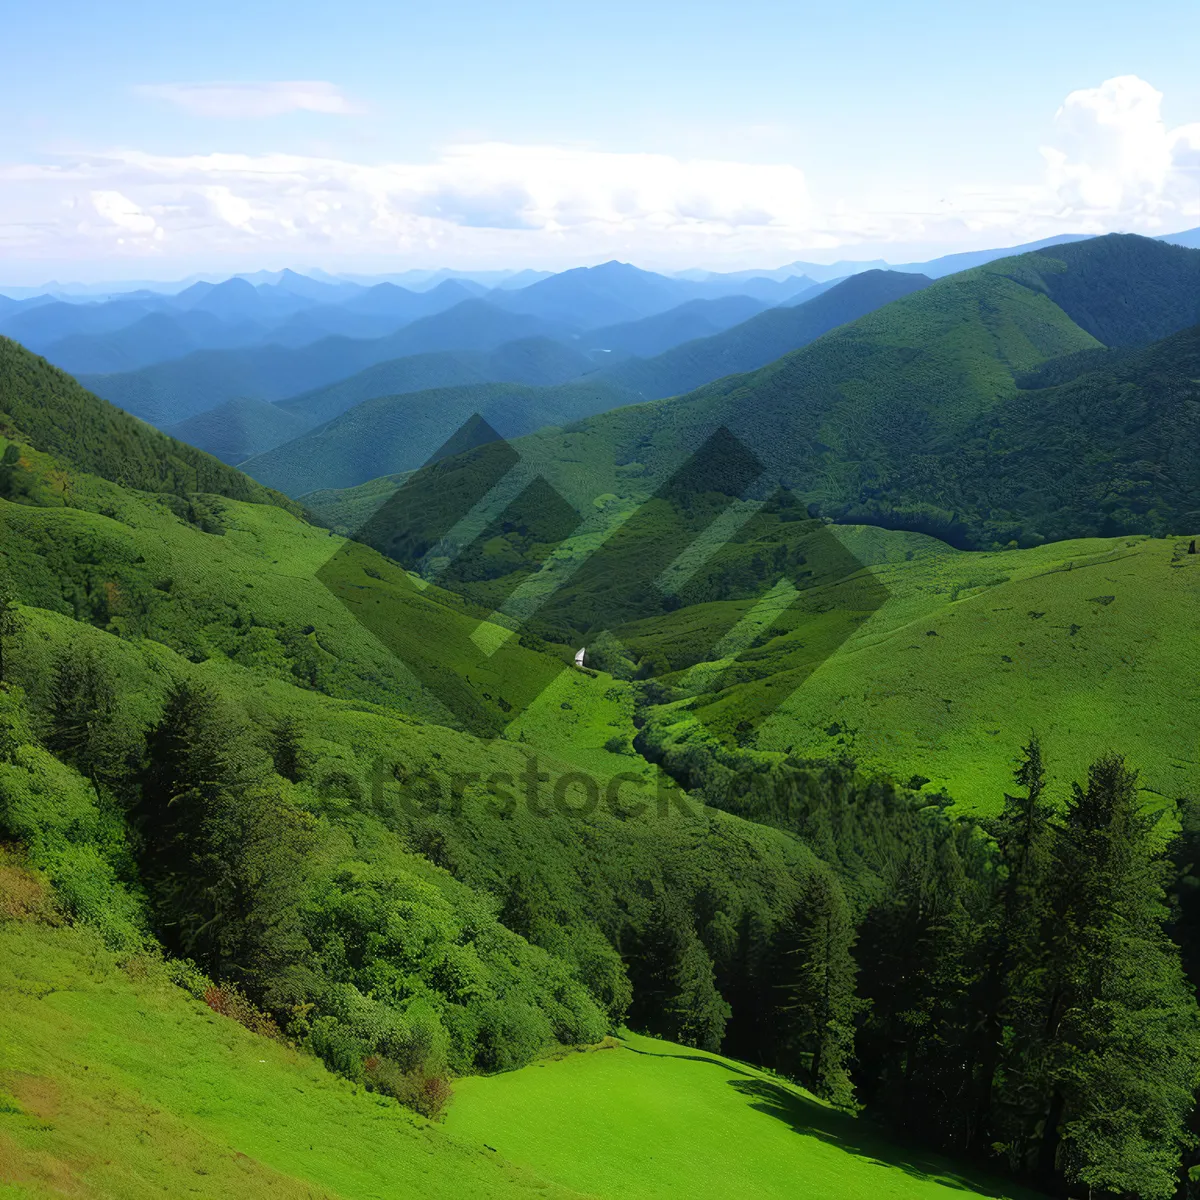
xmin=2 ymin=76 xmax=1198 ymax=274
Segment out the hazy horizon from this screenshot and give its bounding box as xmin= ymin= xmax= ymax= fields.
xmin=4 ymin=0 xmax=1200 ymax=284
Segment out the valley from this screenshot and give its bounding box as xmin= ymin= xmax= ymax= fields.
xmin=4 ymin=229 xmax=1200 ymax=1200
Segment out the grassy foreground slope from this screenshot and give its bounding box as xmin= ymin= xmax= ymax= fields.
xmin=0 ymin=915 xmax=576 ymax=1200
xmin=444 ymin=1031 xmax=1039 ymax=1200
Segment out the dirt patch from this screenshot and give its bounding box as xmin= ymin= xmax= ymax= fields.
xmin=0 ymin=851 xmax=59 ymax=924
xmin=0 ymin=1131 xmax=86 ymax=1196
xmin=4 ymin=1073 xmax=62 ymax=1119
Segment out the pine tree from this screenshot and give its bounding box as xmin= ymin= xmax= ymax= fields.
xmin=777 ymin=869 xmax=859 ymax=1107
xmin=986 ymin=735 xmax=1059 ymax=1166
xmin=668 ymin=935 xmax=731 ymax=1052
xmin=631 ymin=893 xmax=730 ymax=1052
xmin=0 ymin=576 xmax=21 ymax=685
xmin=45 ymin=646 xmax=115 ymax=786
xmin=137 ymin=679 xmax=315 ymax=994
xmin=1037 ymin=754 xmax=1200 ymax=1199
xmin=268 ymin=714 xmax=305 ymax=782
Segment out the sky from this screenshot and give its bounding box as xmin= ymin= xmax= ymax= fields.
xmin=3 ymin=0 xmax=1200 ymax=282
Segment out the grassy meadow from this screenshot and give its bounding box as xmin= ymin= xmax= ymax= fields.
xmin=445 ymin=1030 xmax=1041 ymax=1200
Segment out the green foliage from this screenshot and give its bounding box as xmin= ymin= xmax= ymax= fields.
xmin=601 ymin=268 xmax=934 ymax=400
xmin=243 ymin=378 xmax=639 ymax=497
xmin=0 ymin=336 xmax=299 ymax=512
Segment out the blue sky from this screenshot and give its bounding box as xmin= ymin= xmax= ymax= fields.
xmin=3 ymin=0 xmax=1200 ymax=280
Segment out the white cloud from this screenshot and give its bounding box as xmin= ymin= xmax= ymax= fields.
xmin=135 ymin=81 xmax=363 ymax=119
xmin=2 ymin=75 xmax=1199 ymax=273
xmin=89 ymin=190 xmax=161 ymax=239
xmin=1041 ymin=75 xmax=1200 ymax=228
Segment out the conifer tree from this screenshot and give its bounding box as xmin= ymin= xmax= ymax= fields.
xmin=986 ymin=735 xmax=1059 ymax=1165
xmin=668 ymin=935 xmax=731 ymax=1052
xmin=777 ymin=868 xmax=859 ymax=1107
xmin=0 ymin=575 xmax=20 ymax=685
xmin=45 ymin=645 xmax=115 ymax=786
xmin=1037 ymin=754 xmax=1200 ymax=1199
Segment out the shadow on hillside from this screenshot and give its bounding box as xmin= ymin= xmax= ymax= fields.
xmin=727 ymin=1078 xmax=1030 ymax=1198
xmin=623 ymin=1044 xmax=753 ymax=1077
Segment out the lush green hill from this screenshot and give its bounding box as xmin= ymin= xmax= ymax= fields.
xmin=824 ymin=321 xmax=1200 ymax=545
xmin=0 ymin=914 xmax=579 ymax=1199
xmin=445 ymin=1031 xmax=1040 ymax=1200
xmin=162 ymin=396 xmax=311 ymax=464
xmin=6 ymin=281 xmax=1200 ymax=1197
xmin=0 ymin=337 xmax=297 ymax=512
xmin=598 ymin=269 xmax=934 ymax=399
xmin=243 ymin=377 xmax=639 ymax=496
xmin=390 ymin=236 xmax=1194 ymax=550
xmin=275 ymin=336 xmax=596 ymax=430
xmin=628 ymin=523 xmax=1200 ymax=812
xmin=79 ymin=300 xmax=577 ymax=425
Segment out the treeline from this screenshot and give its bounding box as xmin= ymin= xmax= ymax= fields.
xmin=646 ymin=728 xmax=1200 ymax=1200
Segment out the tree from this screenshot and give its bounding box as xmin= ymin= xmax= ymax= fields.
xmin=0 ymin=444 xmax=23 ymax=499
xmin=630 ymin=893 xmax=730 ymax=1052
xmin=1036 ymin=755 xmax=1200 ymax=1199
xmin=267 ymin=714 xmax=305 ymax=782
xmin=0 ymin=575 xmax=21 ymax=685
xmin=986 ymin=735 xmax=1059 ymax=1165
xmin=45 ymin=645 xmax=116 ymax=786
xmin=777 ymin=869 xmax=859 ymax=1107
xmin=667 ymin=935 xmax=730 ymax=1052
xmin=137 ymin=678 xmax=315 ymax=995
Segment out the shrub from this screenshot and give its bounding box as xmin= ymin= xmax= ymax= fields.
xmin=202 ymin=983 xmax=282 ymax=1040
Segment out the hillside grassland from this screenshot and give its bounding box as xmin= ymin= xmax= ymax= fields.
xmin=637 ymin=526 xmax=1200 ymax=812
xmin=0 ymin=916 xmax=578 ymax=1200
xmin=444 ymin=1030 xmax=1041 ymax=1200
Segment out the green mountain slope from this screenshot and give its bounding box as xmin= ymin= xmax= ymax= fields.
xmin=628 ymin=523 xmax=1200 ymax=812
xmin=0 ymin=338 xmax=297 ymax=513
xmin=379 ymin=236 xmax=1194 ymax=551
xmin=275 ymin=336 xmax=596 ymax=430
xmin=445 ymin=1030 xmax=1039 ymax=1200
xmin=163 ymin=396 xmax=311 ymax=464
xmin=0 ymin=915 xmax=578 ymax=1199
xmin=598 ymin=269 xmax=934 ymax=399
xmin=0 ymin=339 xmax=843 ymax=1112
xmin=825 ymin=321 xmax=1200 ymax=544
xmin=243 ymin=378 xmax=639 ymax=496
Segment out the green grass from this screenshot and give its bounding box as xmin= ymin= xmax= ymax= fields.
xmin=0 ymin=918 xmax=579 ymax=1199
xmin=642 ymin=526 xmax=1200 ymax=812
xmin=444 ymin=1030 xmax=1040 ymax=1200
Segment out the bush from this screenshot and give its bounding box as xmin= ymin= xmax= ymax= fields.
xmin=202 ymin=983 xmax=282 ymax=1040
xmin=362 ymin=1056 xmax=454 ymax=1119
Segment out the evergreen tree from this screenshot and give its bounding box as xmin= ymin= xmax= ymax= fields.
xmin=1037 ymin=754 xmax=1200 ymax=1199
xmin=136 ymin=677 xmax=314 ymax=987
xmin=0 ymin=575 xmax=21 ymax=685
xmin=777 ymin=869 xmax=859 ymax=1107
xmin=45 ymin=645 xmax=116 ymax=786
xmin=630 ymin=893 xmax=730 ymax=1052
xmin=267 ymin=714 xmax=305 ymax=783
xmin=986 ymin=735 xmax=1059 ymax=1166
xmin=668 ymin=936 xmax=731 ymax=1052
